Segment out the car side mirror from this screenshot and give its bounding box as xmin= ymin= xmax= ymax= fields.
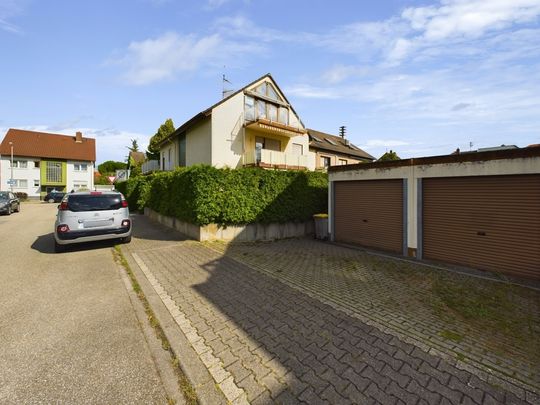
xmin=57 ymin=204 xmax=61 ymax=209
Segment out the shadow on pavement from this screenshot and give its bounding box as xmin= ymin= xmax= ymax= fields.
xmin=130 ymin=214 xmax=188 ymax=242
xmin=31 ymin=232 xmax=122 ymax=254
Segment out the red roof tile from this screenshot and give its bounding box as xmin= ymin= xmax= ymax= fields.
xmin=0 ymin=129 xmax=96 ymax=161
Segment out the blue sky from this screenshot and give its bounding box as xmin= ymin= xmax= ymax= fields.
xmin=1 ymin=0 xmax=539 ymax=164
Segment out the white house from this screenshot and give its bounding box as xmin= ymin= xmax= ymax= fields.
xmin=151 ymin=74 xmax=316 ymax=172
xmin=0 ymin=129 xmax=96 ymax=199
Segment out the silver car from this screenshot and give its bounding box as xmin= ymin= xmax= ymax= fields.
xmin=54 ymin=191 xmax=132 ymax=252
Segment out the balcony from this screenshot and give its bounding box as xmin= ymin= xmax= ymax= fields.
xmin=141 ymin=160 xmax=160 ymax=174
xmin=244 ymin=118 xmax=306 ymax=138
xmin=244 ymin=149 xmax=315 ymax=171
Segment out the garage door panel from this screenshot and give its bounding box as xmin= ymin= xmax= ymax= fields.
xmin=423 ymin=174 xmax=540 ymax=280
xmin=334 ymin=179 xmax=403 ymax=254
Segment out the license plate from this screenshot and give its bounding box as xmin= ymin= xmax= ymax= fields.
xmin=83 ymin=219 xmax=113 ymax=228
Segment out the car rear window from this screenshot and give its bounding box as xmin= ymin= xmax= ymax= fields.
xmin=67 ymin=194 xmax=123 ymax=212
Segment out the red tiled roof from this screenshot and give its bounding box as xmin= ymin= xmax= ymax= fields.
xmin=0 ymin=129 xmax=96 ymax=161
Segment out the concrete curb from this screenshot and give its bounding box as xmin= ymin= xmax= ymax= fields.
xmin=116 ymin=260 xmax=186 ymax=404
xmin=120 ymin=244 xmax=227 ymax=405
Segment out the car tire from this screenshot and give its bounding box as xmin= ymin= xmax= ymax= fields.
xmin=54 ymin=240 xmax=65 ymax=253
xmin=15 ymin=203 xmax=20 ymax=213
xmin=6 ymin=205 xmax=11 ymax=215
xmin=48 ymin=198 xmax=54 ymax=203
xmin=123 ymin=235 xmax=132 ymax=243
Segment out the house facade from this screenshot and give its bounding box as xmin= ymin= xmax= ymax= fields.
xmin=328 ymin=147 xmax=540 ymax=280
xmin=154 ymin=74 xmax=316 ymax=172
xmin=0 ymin=129 xmax=96 ymax=199
xmin=308 ymin=129 xmax=375 ymax=169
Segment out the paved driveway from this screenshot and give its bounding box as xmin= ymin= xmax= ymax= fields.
xmin=0 ymin=204 xmax=171 ymax=403
xmin=123 ymin=214 xmax=539 ymax=404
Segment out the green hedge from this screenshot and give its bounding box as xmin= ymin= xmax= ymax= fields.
xmin=116 ymin=175 xmax=151 ymax=212
xmin=119 ymin=165 xmax=327 ymax=225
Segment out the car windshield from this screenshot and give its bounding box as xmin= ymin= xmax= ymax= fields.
xmin=0 ymin=192 xmax=9 ymax=200
xmin=67 ymin=194 xmax=123 ymax=212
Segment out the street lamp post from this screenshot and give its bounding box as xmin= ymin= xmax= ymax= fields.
xmin=9 ymin=141 xmax=14 ymax=192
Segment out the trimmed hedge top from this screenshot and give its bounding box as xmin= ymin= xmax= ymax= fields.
xmin=117 ymin=165 xmax=327 ymax=226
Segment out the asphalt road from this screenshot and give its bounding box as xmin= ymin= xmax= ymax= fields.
xmin=0 ymin=203 xmax=169 ymax=403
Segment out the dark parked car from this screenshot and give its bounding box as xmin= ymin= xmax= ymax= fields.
xmin=0 ymin=191 xmax=20 ymax=215
xmin=44 ymin=191 xmax=66 ymax=203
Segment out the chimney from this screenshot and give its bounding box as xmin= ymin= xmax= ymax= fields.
xmin=75 ymin=131 xmax=83 ymax=143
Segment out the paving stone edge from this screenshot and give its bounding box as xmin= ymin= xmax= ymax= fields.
xmin=119 ymin=245 xmax=228 ymax=405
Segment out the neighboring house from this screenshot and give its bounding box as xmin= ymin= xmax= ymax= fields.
xmin=0 ymin=129 xmax=95 ymax=199
xmin=128 ymin=151 xmax=146 ymax=168
xmin=152 ymin=74 xmax=316 ymax=172
xmin=328 ymin=146 xmax=540 ymax=280
xmin=307 ymin=129 xmax=375 ymax=169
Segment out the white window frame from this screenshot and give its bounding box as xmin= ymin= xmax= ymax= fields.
xmin=34 ymin=180 xmax=40 ymax=187
xmin=14 ymin=179 xmax=28 ymax=188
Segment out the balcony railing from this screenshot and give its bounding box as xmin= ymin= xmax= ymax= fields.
xmin=141 ymin=160 xmax=160 ymax=174
xmin=244 ymin=149 xmax=315 ymax=170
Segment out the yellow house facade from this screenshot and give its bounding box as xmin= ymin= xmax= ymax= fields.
xmin=155 ymin=74 xmax=316 ymax=171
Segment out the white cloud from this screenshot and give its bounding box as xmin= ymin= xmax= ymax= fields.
xmin=206 ymin=0 xmax=230 ymax=10
xmin=110 ymin=31 xmax=263 ymax=85
xmin=363 ymin=139 xmax=410 ymax=147
xmin=321 ymin=65 xmax=370 ymax=84
xmin=0 ymin=0 xmax=25 ymax=33
xmin=403 ymin=0 xmax=540 ymax=41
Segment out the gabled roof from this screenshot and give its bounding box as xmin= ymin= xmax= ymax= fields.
xmin=159 ymin=73 xmax=304 ymax=146
xmin=0 ymin=129 xmax=96 ymax=161
xmin=129 ymin=151 xmax=146 ymax=164
xmin=307 ymin=129 xmax=375 ymax=161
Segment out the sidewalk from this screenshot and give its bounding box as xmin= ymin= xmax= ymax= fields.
xmin=122 ymin=214 xmax=540 ymax=404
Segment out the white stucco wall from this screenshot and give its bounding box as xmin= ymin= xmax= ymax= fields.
xmin=211 ymin=92 xmax=245 ymax=168
xmin=186 ymin=118 xmax=212 ymax=166
xmin=66 ymin=160 xmax=94 ymax=191
xmin=0 ymin=156 xmax=41 ymax=197
xmin=329 ymin=156 xmax=540 ymax=254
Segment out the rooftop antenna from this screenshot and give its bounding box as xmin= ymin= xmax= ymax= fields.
xmin=222 ymin=71 xmax=234 ymax=99
xmin=469 ymin=141 xmax=474 ymax=151
xmin=339 ymin=126 xmax=346 ymax=138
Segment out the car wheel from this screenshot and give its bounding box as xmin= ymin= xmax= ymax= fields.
xmin=48 ymin=198 xmax=54 ymax=203
xmin=15 ymin=203 xmax=20 ymax=213
xmin=54 ymin=240 xmax=65 ymax=253
xmin=6 ymin=205 xmax=11 ymax=215
xmin=123 ymin=235 xmax=132 ymax=243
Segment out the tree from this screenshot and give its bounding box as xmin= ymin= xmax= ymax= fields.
xmin=378 ymin=150 xmax=401 ymax=161
xmin=128 ymin=139 xmax=139 ymax=152
xmin=147 ymin=118 xmax=175 ymax=160
xmin=98 ymin=160 xmax=127 ymax=175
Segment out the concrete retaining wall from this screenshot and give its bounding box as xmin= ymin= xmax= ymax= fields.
xmin=144 ymin=207 xmax=314 ymax=242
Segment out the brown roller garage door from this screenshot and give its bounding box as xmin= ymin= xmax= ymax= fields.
xmin=334 ymin=179 xmax=404 ymax=253
xmin=423 ymin=174 xmax=540 ymax=279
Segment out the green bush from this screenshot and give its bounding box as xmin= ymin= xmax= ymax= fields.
xmin=116 ymin=176 xmax=150 ymax=212
xmin=120 ymin=165 xmax=327 ymax=225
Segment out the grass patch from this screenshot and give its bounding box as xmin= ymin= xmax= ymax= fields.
xmin=439 ymin=329 xmax=464 ymax=342
xmin=113 ymin=246 xmax=198 ymax=405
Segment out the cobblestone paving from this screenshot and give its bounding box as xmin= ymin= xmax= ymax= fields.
xmin=126 ymin=216 xmax=539 ymax=404
xmin=208 ymin=239 xmax=540 ymax=390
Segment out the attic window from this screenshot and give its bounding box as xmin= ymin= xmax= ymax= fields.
xmin=254 ymin=82 xmax=283 ymax=102
xmin=310 ymin=135 xmax=322 ymax=142
xmin=325 ymin=138 xmax=338 ymax=146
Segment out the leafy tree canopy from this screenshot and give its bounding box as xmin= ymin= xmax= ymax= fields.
xmin=378 ymin=150 xmax=401 ymax=161
xmin=147 ymin=118 xmax=175 ymax=160
xmin=98 ymin=160 xmax=127 ymax=175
